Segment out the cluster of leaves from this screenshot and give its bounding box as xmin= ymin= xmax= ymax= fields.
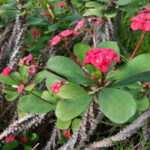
xmin=1 ymin=41 xmax=150 ymax=130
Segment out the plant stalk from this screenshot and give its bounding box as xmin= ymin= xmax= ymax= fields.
xmin=129 ymin=31 xmax=146 ymax=61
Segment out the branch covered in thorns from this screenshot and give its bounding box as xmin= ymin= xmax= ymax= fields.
xmin=85 ymin=108 xmax=150 ymax=150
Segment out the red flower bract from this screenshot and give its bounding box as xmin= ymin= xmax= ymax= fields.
xmin=1 ymin=67 xmax=11 ymax=76
xmin=5 ymin=135 xmax=14 ymax=143
xmin=59 ymin=30 xmax=73 ymax=37
xmin=50 ymin=80 xmax=64 ymax=94
xmin=88 ymin=17 xmax=104 ymax=23
xmin=17 ymin=84 xmax=24 ymax=93
xmin=22 ymin=136 xmax=27 ymax=143
xmin=31 ymin=29 xmax=40 ymax=37
xmin=57 ymin=2 xmax=66 ymax=7
xmin=63 ymin=130 xmax=70 ymax=138
xmin=74 ymin=19 xmax=84 ymax=32
xmin=84 ymin=48 xmax=120 ymax=72
xmin=49 ymin=35 xmax=61 ymax=46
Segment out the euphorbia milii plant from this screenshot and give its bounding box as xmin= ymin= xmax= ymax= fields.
xmin=0 ymin=12 xmax=150 ymax=133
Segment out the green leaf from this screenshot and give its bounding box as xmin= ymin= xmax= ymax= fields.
xmin=42 ymin=91 xmax=57 ymax=103
xmin=72 ymin=118 xmax=81 ymax=134
xmin=27 ymin=16 xmax=45 ymax=25
xmin=73 ymin=43 xmax=96 ymax=72
xmin=85 ymin=1 xmax=102 ymax=7
xmin=21 ymin=1 xmax=32 ymax=8
xmin=58 ymin=83 xmax=87 ymax=99
xmin=5 ymin=92 xmax=20 ymax=101
xmin=56 ymin=94 xmax=94 ymax=121
xmin=34 ymin=71 xmax=46 ymax=85
xmin=127 ymin=83 xmax=143 ymax=89
xmin=60 ymin=15 xmax=82 ymax=21
xmin=2 ymin=86 xmax=17 ymax=94
xmin=110 ymin=72 xmax=150 ymax=88
xmin=83 ymin=8 xmax=103 ymax=17
xmin=108 ymin=54 xmax=150 ymax=81
xmin=27 ymin=36 xmax=49 ymax=54
xmin=0 ymin=74 xmax=20 ymax=85
xmin=25 ymin=132 xmax=38 ymax=142
xmin=2 ymin=142 xmax=19 ymax=150
xmin=18 ymin=94 xmax=55 ymax=114
xmin=115 ymin=0 xmax=133 ymax=5
xmin=24 ymin=30 xmax=34 ymax=45
xmin=99 ymin=88 xmax=136 ymax=124
xmin=47 ymin=56 xmax=93 ymax=85
xmin=48 ymin=23 xmax=60 ymax=32
xmin=57 ymin=119 xmax=71 ymax=130
xmin=11 ymin=72 xmax=22 ymax=81
xmin=24 ymin=145 xmax=32 ymax=150
xmin=104 ymin=11 xmax=117 ymax=18
xmin=19 ymin=65 xmax=28 ymax=83
xmin=136 ymin=96 xmax=149 ymax=112
xmin=24 ymin=84 xmax=35 ymax=91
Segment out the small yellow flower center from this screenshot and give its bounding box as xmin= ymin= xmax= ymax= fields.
xmin=96 ymin=59 xmax=99 ymax=63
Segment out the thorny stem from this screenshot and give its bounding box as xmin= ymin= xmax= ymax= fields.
xmin=92 ymin=23 xmax=97 ymax=49
xmin=129 ymin=31 xmax=146 ymax=61
xmin=24 ymin=89 xmax=56 ymax=105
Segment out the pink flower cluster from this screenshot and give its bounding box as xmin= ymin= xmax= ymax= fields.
xmin=23 ymin=54 xmax=34 ymax=64
xmin=130 ymin=9 xmax=150 ymax=31
xmin=49 ymin=29 xmax=79 ymax=46
xmin=84 ymin=48 xmax=120 ymax=72
xmin=50 ymin=80 xmax=65 ymax=94
xmin=5 ymin=134 xmax=14 ymax=143
xmin=31 ymin=29 xmax=40 ymax=37
xmin=1 ymin=67 xmax=11 ymax=76
xmin=57 ymin=2 xmax=66 ymax=7
xmin=88 ymin=17 xmax=104 ymax=23
xmin=63 ymin=130 xmax=70 ymax=138
xmin=28 ymin=65 xmax=36 ymax=74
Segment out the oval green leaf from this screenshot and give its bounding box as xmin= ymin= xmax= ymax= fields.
xmin=108 ymin=54 xmax=150 ymax=81
xmin=57 ymin=119 xmax=71 ymax=130
xmin=99 ymin=88 xmax=136 ymax=124
xmin=58 ymin=83 xmax=87 ymax=99
xmin=83 ymin=8 xmax=103 ymax=17
xmin=18 ymin=94 xmax=55 ymax=114
xmin=47 ymin=56 xmax=92 ymax=85
xmin=56 ymin=94 xmax=94 ymax=121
